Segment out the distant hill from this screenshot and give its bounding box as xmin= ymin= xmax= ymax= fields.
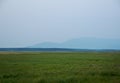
xmin=29 ymin=38 xmax=120 ymax=49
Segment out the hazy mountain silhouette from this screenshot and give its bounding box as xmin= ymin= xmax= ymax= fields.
xmin=29 ymin=38 xmax=120 ymax=49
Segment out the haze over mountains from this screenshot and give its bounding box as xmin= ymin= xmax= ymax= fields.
xmin=0 ymin=0 xmax=120 ymax=48
xmin=29 ymin=38 xmax=120 ymax=49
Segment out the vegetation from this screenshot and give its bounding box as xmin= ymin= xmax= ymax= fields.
xmin=0 ymin=52 xmax=120 ymax=83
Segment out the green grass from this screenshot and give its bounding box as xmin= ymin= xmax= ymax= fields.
xmin=0 ymin=52 xmax=120 ymax=83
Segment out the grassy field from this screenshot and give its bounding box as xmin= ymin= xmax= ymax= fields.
xmin=0 ymin=52 xmax=120 ymax=83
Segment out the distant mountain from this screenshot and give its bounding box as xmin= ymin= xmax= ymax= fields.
xmin=29 ymin=42 xmax=59 ymax=48
xmin=29 ymin=38 xmax=120 ymax=49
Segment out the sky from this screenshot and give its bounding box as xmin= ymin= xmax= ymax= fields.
xmin=0 ymin=0 xmax=120 ymax=48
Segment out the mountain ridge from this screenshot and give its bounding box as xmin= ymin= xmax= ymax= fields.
xmin=29 ymin=38 xmax=120 ymax=49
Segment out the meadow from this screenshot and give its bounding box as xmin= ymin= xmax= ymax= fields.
xmin=0 ymin=52 xmax=120 ymax=83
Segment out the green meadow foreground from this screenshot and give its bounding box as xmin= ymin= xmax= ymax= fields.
xmin=0 ymin=52 xmax=120 ymax=83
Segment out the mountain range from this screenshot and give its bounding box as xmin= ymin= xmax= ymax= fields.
xmin=29 ymin=38 xmax=120 ymax=49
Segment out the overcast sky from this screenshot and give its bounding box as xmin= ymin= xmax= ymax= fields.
xmin=0 ymin=0 xmax=120 ymax=47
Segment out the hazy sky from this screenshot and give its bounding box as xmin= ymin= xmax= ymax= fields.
xmin=0 ymin=0 xmax=120 ymax=47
